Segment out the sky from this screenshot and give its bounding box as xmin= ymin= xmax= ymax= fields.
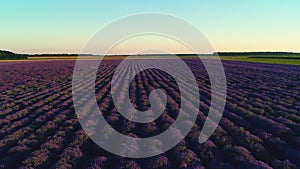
xmin=1 ymin=0 xmax=300 ymax=54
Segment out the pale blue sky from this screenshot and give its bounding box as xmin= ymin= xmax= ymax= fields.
xmin=1 ymin=0 xmax=299 ymax=54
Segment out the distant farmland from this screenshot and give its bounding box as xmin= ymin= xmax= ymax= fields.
xmin=1 ymin=51 xmax=300 ymax=65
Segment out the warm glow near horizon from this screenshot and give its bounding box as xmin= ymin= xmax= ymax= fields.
xmin=108 ymin=34 xmax=194 ymax=55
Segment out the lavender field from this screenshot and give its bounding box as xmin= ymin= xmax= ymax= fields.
xmin=0 ymin=59 xmax=299 ymax=169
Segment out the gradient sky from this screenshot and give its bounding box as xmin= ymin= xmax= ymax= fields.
xmin=1 ymin=0 xmax=300 ymax=54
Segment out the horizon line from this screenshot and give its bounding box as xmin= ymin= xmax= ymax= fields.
xmin=2 ymin=49 xmax=300 ymax=56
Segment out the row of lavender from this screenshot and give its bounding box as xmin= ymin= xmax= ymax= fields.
xmin=0 ymin=59 xmax=299 ymax=169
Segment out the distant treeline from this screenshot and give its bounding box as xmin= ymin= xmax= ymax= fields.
xmin=115 ymin=52 xmax=300 ymax=57
xmin=25 ymin=54 xmax=80 ymax=57
xmin=1 ymin=50 xmax=300 ymax=60
xmin=213 ymin=52 xmax=300 ymax=56
xmin=0 ymin=50 xmax=27 ymax=60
